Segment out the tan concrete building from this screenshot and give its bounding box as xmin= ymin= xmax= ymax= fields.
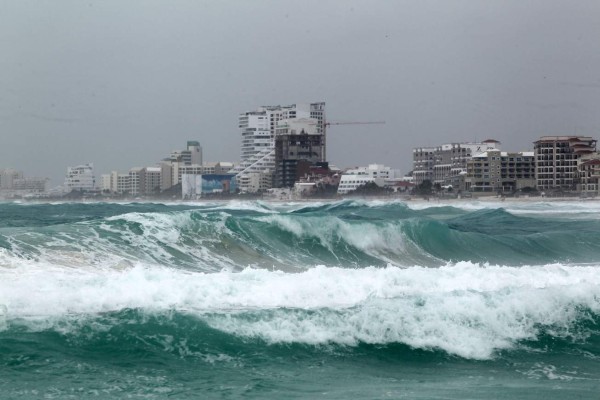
xmin=466 ymin=150 xmax=535 ymax=193
xmin=412 ymin=140 xmax=501 ymax=187
xmin=534 ymin=136 xmax=596 ymax=192
xmin=576 ymin=152 xmax=600 ymax=195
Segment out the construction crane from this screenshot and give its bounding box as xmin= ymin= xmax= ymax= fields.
xmin=319 ymin=120 xmax=386 ymax=162
xmin=324 ymin=121 xmax=386 ymax=127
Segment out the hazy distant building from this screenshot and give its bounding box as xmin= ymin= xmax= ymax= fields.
xmin=128 ymin=168 xmax=146 ymax=196
xmin=12 ymin=177 xmax=48 ymax=193
xmin=160 ymin=140 xmax=204 ymax=189
xmin=159 ymin=162 xmax=174 ymax=191
xmin=466 ymin=150 xmax=535 ymax=193
xmin=412 ymin=140 xmax=501 ymax=186
xmin=145 ymin=167 xmax=161 ymax=194
xmin=534 ymin=136 xmax=597 ymax=192
xmin=64 ymin=163 xmax=95 ymax=192
xmin=100 ymin=174 xmax=112 ymax=192
xmin=0 ymin=169 xmax=23 ymax=190
xmin=170 ymin=141 xmax=202 ymax=166
xmin=100 ymin=171 xmax=129 ymax=194
xmin=116 ymin=174 xmax=131 ymax=194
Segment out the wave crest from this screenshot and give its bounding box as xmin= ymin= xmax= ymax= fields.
xmin=2 ymin=262 xmax=600 ymax=359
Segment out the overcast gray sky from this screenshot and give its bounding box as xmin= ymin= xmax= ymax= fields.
xmin=2 ymin=0 xmax=600 ymax=185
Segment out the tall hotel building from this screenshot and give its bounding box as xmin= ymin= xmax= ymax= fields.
xmin=231 ymin=102 xmax=326 ymax=191
xmin=534 ymin=136 xmax=596 ymax=191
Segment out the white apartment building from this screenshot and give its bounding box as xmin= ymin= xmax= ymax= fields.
xmin=116 ymin=174 xmax=131 ymax=194
xmin=231 ymin=102 xmax=326 ymax=193
xmin=236 ymin=171 xmax=273 ymax=193
xmin=65 ymin=163 xmax=95 ymax=192
xmin=129 ymin=168 xmax=145 ymax=196
xmin=337 ymin=164 xmax=399 ymax=194
xmin=12 ymin=177 xmax=48 ymax=193
xmin=101 ymin=167 xmax=162 ymax=195
xmin=0 ymin=169 xmax=23 ymax=190
xmin=100 ymin=171 xmax=130 ymax=194
xmin=101 ymin=174 xmax=112 ymax=192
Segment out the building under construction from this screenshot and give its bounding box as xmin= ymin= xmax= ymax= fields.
xmin=274 ymin=118 xmax=325 ymax=188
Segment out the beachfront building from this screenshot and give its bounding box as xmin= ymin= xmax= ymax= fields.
xmin=12 ymin=177 xmax=48 ymax=193
xmin=153 ymin=140 xmax=205 ymax=189
xmin=337 ymin=164 xmax=399 ymax=195
xmin=274 ymin=118 xmax=325 ymax=188
xmin=576 ymin=152 xmax=600 ymax=195
xmin=100 ymin=171 xmax=130 ymax=194
xmin=64 ymin=163 xmax=95 ymax=192
xmin=0 ymin=169 xmax=23 ymax=190
xmin=534 ymin=136 xmax=597 ymax=192
xmin=100 ymin=167 xmax=161 ymax=195
xmin=145 ymin=167 xmax=161 ymax=194
xmin=235 ymin=171 xmax=273 ymax=193
xmin=412 ymin=140 xmax=501 ymax=189
xmin=230 ymin=102 xmax=326 ymax=192
xmin=116 ymin=174 xmax=131 ymax=194
xmin=465 ymin=150 xmax=535 ymax=193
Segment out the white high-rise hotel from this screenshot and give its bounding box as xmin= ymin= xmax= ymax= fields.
xmin=65 ymin=163 xmax=95 ymax=192
xmin=231 ymin=102 xmax=326 ymax=192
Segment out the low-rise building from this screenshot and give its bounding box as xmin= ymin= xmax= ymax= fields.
xmin=12 ymin=177 xmax=48 ymax=193
xmin=576 ymin=152 xmax=600 ymax=195
xmin=337 ymin=164 xmax=399 ymax=195
xmin=236 ymin=171 xmax=272 ymax=193
xmin=466 ymin=150 xmax=535 ymax=193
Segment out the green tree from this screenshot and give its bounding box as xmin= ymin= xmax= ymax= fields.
xmin=414 ymin=179 xmax=433 ymax=196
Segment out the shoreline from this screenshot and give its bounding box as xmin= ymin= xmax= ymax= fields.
xmin=1 ymin=194 xmax=598 ymax=205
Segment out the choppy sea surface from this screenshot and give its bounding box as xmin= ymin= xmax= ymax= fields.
xmin=1 ymin=199 xmax=600 ymax=399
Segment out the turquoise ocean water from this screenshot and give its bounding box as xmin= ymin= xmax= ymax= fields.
xmin=1 ymin=199 xmax=600 ymax=399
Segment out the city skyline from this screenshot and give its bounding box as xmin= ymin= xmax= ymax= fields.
xmin=2 ymin=1 xmax=600 ymax=184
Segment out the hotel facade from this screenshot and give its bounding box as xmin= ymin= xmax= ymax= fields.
xmin=534 ymin=136 xmax=597 ymax=192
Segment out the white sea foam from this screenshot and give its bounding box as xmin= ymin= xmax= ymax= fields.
xmin=406 ymin=199 xmax=600 ymax=218
xmin=1 ymin=261 xmax=600 ymax=359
